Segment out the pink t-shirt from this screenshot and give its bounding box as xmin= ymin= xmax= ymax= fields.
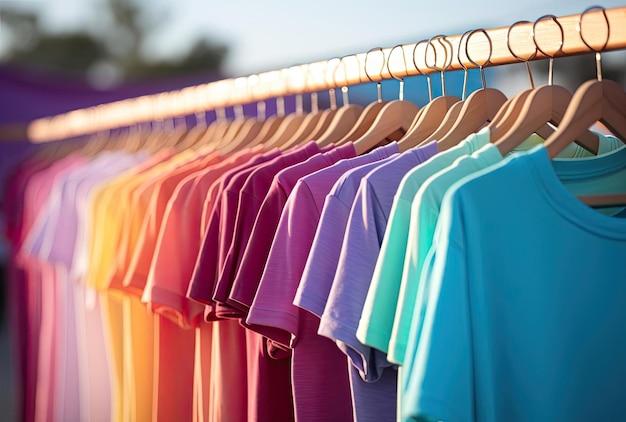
xmin=143 ymin=148 xmax=256 ymax=327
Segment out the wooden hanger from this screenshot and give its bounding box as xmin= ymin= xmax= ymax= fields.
xmin=546 ymin=79 xmax=626 ymax=206
xmin=352 ymin=45 xmax=420 ymax=155
xmin=494 ymin=84 xmax=600 ymax=155
xmin=434 ymin=28 xmax=510 ymax=151
xmin=546 ymin=79 xmax=626 ymax=156
xmin=493 ymin=15 xmax=599 ymax=155
xmin=334 ymin=64 xmax=390 ymax=145
xmin=315 ymin=86 xmax=364 ymax=147
xmin=279 ymin=93 xmax=329 ymax=149
xmin=351 ymin=98 xmax=419 ymax=155
xmin=261 ymin=97 xmax=307 ymax=150
xmin=546 ymin=8 xmax=626 ymax=206
xmin=175 ymin=112 xmax=211 ymax=151
xmin=435 ymin=86 xmax=506 ymax=151
xmin=398 ymin=35 xmax=461 ymax=151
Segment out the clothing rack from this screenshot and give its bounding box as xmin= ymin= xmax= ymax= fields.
xmin=22 ymin=6 xmax=626 ymax=143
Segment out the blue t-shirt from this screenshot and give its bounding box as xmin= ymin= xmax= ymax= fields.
xmin=403 ymin=144 xmax=626 ymax=421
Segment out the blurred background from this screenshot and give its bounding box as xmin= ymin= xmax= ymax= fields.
xmin=0 ymin=0 xmax=625 ymax=419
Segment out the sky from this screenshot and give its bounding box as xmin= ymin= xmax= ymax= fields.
xmin=1 ymin=0 xmax=625 ymax=77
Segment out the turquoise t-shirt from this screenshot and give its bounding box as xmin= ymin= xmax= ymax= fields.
xmin=388 ymin=143 xmax=503 ymax=366
xmin=359 ymin=130 xmax=623 ymax=361
xmin=403 ymin=144 xmax=626 ymax=421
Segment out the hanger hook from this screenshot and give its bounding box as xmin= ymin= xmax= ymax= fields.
xmin=465 ymin=28 xmax=493 ymax=89
xmin=457 ymin=29 xmax=472 ymax=100
xmin=435 ymin=35 xmax=453 ymax=97
xmin=387 ymin=44 xmax=410 ymax=101
xmin=424 ymin=35 xmax=453 ymax=100
xmin=507 ymin=20 xmax=538 ymax=88
xmin=424 ymin=36 xmax=444 ymax=101
xmin=365 ymin=47 xmax=385 ymax=103
xmin=410 ymin=39 xmax=429 ymax=100
xmin=326 ymin=57 xmax=342 ymax=110
xmin=532 ymin=14 xmax=564 ymax=86
xmin=337 ymin=54 xmax=358 ymax=106
xmin=579 ymin=5 xmax=610 ymax=81
xmin=214 ymin=80 xmax=229 ymax=123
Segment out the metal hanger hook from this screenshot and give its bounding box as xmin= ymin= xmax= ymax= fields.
xmin=465 ymin=28 xmax=493 ymax=89
xmin=387 ymin=44 xmax=410 ymax=101
xmin=365 ymin=47 xmax=385 ymax=103
xmin=579 ymin=6 xmax=610 ymax=81
xmin=507 ymin=20 xmax=537 ymax=88
xmin=532 ymin=15 xmax=564 ymax=86
xmin=410 ymin=39 xmax=429 ymax=100
xmin=431 ymin=35 xmax=453 ymax=97
xmin=457 ymin=29 xmax=473 ymax=100
xmin=332 ymin=55 xmax=354 ymax=106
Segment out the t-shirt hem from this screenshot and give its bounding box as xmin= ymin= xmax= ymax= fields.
xmin=293 ymin=292 xmax=327 ymax=318
xmin=356 ymin=319 xmax=392 ymax=353
xmin=402 ymin=395 xmax=467 ymax=422
xmin=246 ymin=306 xmax=298 ymax=347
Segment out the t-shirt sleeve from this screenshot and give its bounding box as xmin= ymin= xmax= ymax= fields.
xmin=357 ymin=195 xmax=412 ymax=354
xmin=143 ymin=180 xmax=203 ymax=328
xmin=229 ymin=183 xmax=287 ymax=310
xmin=293 ymin=194 xmax=352 ymax=318
xmin=186 ymin=200 xmax=221 ymax=306
xmin=246 ymin=181 xmax=321 ymax=348
xmin=388 ymin=189 xmax=440 ymax=365
xmin=213 ymin=190 xmax=262 ymax=316
xmin=401 ymin=191 xmax=474 ymax=422
xmin=317 ymin=180 xmax=390 ymax=382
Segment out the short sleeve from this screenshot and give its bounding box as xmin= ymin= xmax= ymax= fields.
xmin=401 ymin=192 xmax=474 ymax=422
xmin=229 ymin=182 xmax=288 ymax=310
xmin=246 ymin=181 xmax=321 ymax=348
xmin=357 ymin=195 xmax=413 ymax=354
xmin=318 ymin=180 xmax=390 ymax=381
xmin=294 ymin=194 xmax=352 ymax=317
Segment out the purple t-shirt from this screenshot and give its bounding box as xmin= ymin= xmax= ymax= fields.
xmin=230 ymin=143 xmax=356 ymax=316
xmin=186 ymin=149 xmax=281 ymax=319
xmin=213 ymin=141 xmax=321 ymax=318
xmin=316 ymin=143 xmax=438 ymax=422
xmin=245 ymin=143 xmax=399 ymax=422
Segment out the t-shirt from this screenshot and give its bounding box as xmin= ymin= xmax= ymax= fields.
xmin=403 ymin=144 xmax=626 ymax=421
xmin=231 ymin=143 xmax=356 ymax=317
xmin=186 ymin=149 xmax=281 ymax=320
xmin=359 ymin=130 xmax=622 ymax=360
xmin=311 ymin=143 xmax=438 ymax=422
xmin=389 ymin=142 xmax=503 ymax=366
xmin=357 ymin=130 xmax=491 ymax=358
xmin=246 ymin=143 xmax=400 ymax=422
xmin=213 ymin=141 xmax=322 ymax=318
xmin=142 ymin=148 xmax=257 ymax=328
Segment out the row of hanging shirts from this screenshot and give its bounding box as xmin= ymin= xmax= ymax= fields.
xmin=3 ymin=5 xmax=626 ymax=422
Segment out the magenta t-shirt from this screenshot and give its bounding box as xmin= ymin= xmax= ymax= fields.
xmin=230 ymin=143 xmax=356 ymax=315
xmin=213 ymin=141 xmax=322 ymax=318
xmin=245 ymin=142 xmax=400 ymax=422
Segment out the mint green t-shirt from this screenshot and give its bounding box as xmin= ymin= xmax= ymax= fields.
xmin=388 ymin=142 xmax=503 ymax=365
xmin=355 ymin=128 xmax=491 ymax=354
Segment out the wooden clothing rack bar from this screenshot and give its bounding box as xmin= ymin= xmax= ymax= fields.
xmin=21 ymin=6 xmax=626 ymax=143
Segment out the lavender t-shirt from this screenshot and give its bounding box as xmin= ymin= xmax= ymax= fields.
xmin=313 ymin=144 xmax=438 ymax=422
xmin=246 ymin=143 xmax=399 ymax=422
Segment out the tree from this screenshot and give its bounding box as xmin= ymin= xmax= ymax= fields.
xmin=0 ymin=0 xmax=228 ymax=86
